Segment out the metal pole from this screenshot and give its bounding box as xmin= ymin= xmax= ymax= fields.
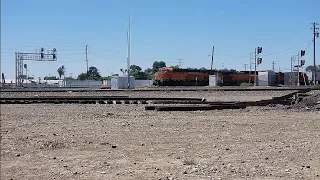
xmin=86 ymin=45 xmax=88 ymax=77
xmin=249 ymin=62 xmax=251 ymax=84
xmin=210 ymin=46 xmax=214 ymax=71
xmin=254 ymin=48 xmax=257 ymax=86
xmin=25 ymin=67 xmax=27 ymax=87
xmin=127 ymin=13 xmax=131 ymax=89
xmin=249 ymin=53 xmax=253 ymax=84
xmin=291 ymin=56 xmax=293 ymax=86
xmin=272 ymin=61 xmax=275 ymax=71
xmin=313 ymin=23 xmax=316 ymax=84
xmin=15 ymin=52 xmax=17 ymax=88
xmin=297 ymin=53 xmax=300 ymax=86
xmin=311 ymin=22 xmax=319 ymax=84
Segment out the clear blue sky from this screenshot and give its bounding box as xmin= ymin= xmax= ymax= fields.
xmin=1 ymin=0 xmax=319 ymax=79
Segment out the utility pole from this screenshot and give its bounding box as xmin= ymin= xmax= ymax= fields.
xmin=297 ymin=52 xmax=300 ymax=86
xmin=272 ymin=61 xmax=275 ymax=71
xmin=311 ymin=22 xmax=319 ymax=84
xmin=244 ymin=64 xmax=248 ymax=71
xmin=178 ymin=58 xmax=183 ymax=68
xmin=86 ymin=44 xmax=88 ymax=76
xmin=127 ymin=13 xmax=131 ymax=89
xmin=210 ymin=46 xmax=214 ymax=71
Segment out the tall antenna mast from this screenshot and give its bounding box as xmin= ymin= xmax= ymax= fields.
xmin=127 ymin=13 xmax=131 ymax=89
xmin=210 ymin=46 xmax=214 ymax=71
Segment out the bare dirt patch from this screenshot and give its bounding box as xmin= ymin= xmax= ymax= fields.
xmin=1 ymin=104 xmax=320 ymax=180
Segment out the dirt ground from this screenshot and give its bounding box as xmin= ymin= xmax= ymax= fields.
xmin=1 ymin=103 xmax=320 ymax=180
xmin=0 ymin=90 xmax=297 ymax=102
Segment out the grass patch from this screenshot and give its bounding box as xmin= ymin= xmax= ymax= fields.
xmin=240 ymin=82 xmax=254 ymax=87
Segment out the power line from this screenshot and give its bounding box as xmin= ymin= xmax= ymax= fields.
xmin=303 ymin=41 xmax=313 ymax=51
xmin=218 ymin=40 xmax=311 ymax=59
xmin=261 ymin=40 xmax=310 ymax=57
xmin=2 ymin=44 xmax=85 ymax=48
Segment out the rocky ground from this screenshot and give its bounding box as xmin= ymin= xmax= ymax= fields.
xmin=293 ymin=90 xmax=320 ymax=110
xmin=0 ymin=90 xmax=297 ymax=102
xmin=1 ymin=102 xmax=320 ymax=180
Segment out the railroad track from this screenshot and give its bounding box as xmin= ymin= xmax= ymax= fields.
xmin=0 ymin=96 xmax=206 ymax=104
xmin=0 ymin=89 xmax=310 ymax=111
xmin=0 ymin=87 xmax=317 ymax=92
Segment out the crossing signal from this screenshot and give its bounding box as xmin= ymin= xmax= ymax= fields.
xmin=52 ymin=48 xmax=57 ymax=59
xmin=257 ymin=58 xmax=262 ymax=64
xmin=301 ymin=60 xmax=305 ymax=66
xmin=40 ymin=47 xmax=44 ymax=59
xmin=301 ymin=50 xmax=306 ymax=56
xmin=257 ymin=47 xmax=262 ymax=54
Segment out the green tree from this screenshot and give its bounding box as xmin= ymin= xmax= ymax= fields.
xmin=101 ymin=76 xmax=111 ymax=80
xmin=130 ymin=65 xmax=142 ymax=72
xmin=88 ymin=66 xmax=101 ymax=78
xmin=170 ymin=65 xmax=180 ymax=69
xmin=305 ymin=65 xmax=320 ymax=72
xmin=77 ymin=66 xmax=102 ymax=80
xmin=152 ymin=61 xmax=166 ymax=73
xmin=129 ymin=64 xmax=149 ymax=80
xmin=77 ymin=73 xmax=88 ymax=80
xmin=144 ymin=68 xmax=154 ymax=80
xmin=57 ymin=65 xmax=65 ymax=79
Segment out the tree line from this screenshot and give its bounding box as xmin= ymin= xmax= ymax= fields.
xmin=44 ymin=62 xmax=320 ymax=81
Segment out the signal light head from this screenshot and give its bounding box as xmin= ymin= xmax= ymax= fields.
xmin=257 ymin=47 xmax=262 ymax=54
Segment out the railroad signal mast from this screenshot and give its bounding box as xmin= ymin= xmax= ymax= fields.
xmin=15 ymin=47 xmax=57 ymax=87
xmin=292 ymin=50 xmax=306 ymax=86
xmin=254 ymin=46 xmax=263 ymax=86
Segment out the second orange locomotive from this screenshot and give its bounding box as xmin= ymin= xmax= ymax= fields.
xmin=153 ymin=67 xmax=308 ymax=86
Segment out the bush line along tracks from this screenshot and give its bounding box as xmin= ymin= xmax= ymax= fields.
xmin=0 ymin=88 xmax=312 ymax=111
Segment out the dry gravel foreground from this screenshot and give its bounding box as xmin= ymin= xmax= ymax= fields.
xmin=0 ymin=90 xmax=298 ymax=102
xmin=1 ymin=91 xmax=320 ymax=180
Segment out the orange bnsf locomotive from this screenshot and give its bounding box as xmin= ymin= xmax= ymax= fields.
xmin=153 ymin=67 xmax=216 ymax=86
xmin=153 ymin=67 xmax=309 ymax=86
